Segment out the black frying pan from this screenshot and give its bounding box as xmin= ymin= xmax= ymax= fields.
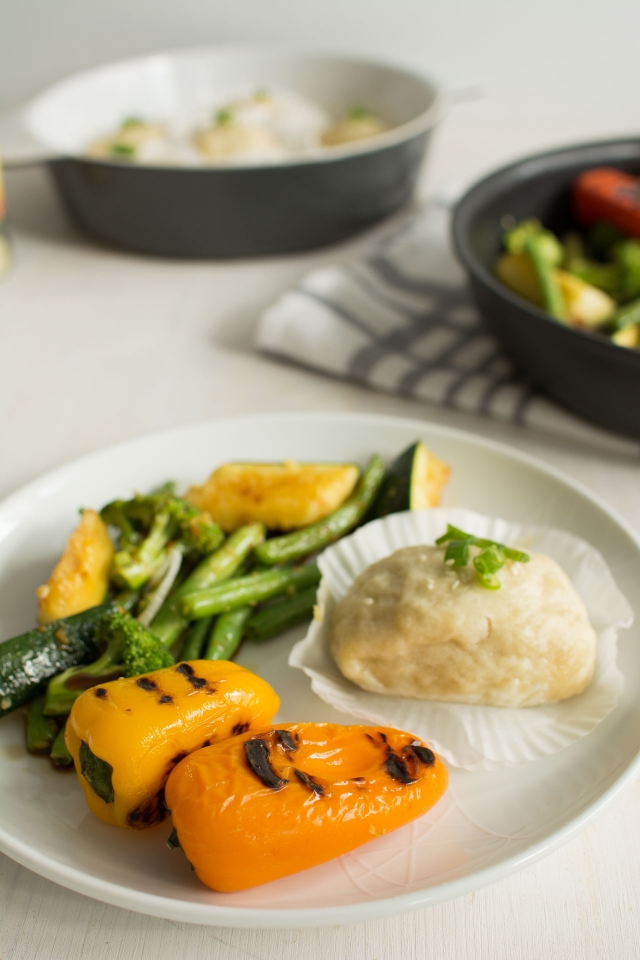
xmin=0 ymin=47 xmax=442 ymax=258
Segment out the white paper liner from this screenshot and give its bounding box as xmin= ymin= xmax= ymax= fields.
xmin=289 ymin=509 xmax=633 ymax=771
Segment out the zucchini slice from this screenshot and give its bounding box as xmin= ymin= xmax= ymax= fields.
xmin=371 ymin=442 xmax=450 ymax=519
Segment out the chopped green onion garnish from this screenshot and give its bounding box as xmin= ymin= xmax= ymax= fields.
xmin=215 ymin=108 xmax=233 ymax=127
xmin=435 ymin=525 xmax=529 ymax=589
xmin=110 ymin=142 xmax=136 ymax=156
xmin=473 ymin=544 xmax=506 ymax=590
xmin=121 ymin=116 xmax=144 ymax=129
xmin=443 ymin=539 xmax=470 ymax=568
xmin=347 ymin=105 xmax=372 ymax=121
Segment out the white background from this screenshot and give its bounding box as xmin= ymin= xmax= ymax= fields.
xmin=1 ymin=1 xmax=640 ymax=957
xmin=2 ymin=0 xmax=640 ymax=130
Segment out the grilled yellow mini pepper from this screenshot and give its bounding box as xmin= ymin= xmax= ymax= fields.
xmin=66 ymin=660 xmax=279 ymax=829
xmin=165 ymin=722 xmax=448 ymax=891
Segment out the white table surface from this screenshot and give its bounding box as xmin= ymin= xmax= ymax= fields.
xmin=1 ymin=111 xmax=639 ymax=958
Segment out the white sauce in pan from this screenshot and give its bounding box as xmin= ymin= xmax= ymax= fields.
xmin=86 ymin=87 xmax=387 ymax=166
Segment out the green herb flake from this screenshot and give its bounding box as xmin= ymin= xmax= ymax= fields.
xmin=215 ymin=108 xmax=233 ymax=127
xmin=443 ymin=539 xmax=470 ymax=568
xmin=347 ymin=105 xmax=372 ymax=121
xmin=110 ymin=142 xmax=136 ymax=156
xmin=120 ymin=116 xmax=144 ymax=129
xmin=435 ymin=525 xmax=529 ymax=589
xmin=473 ymin=544 xmax=506 ymax=590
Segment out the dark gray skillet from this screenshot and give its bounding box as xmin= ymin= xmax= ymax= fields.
xmin=0 ymin=47 xmax=441 ymax=258
xmin=452 ymin=139 xmax=640 ymax=441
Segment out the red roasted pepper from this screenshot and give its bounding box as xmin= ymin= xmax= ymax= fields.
xmin=573 ymin=167 xmax=640 ymax=240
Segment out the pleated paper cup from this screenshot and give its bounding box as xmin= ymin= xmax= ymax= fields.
xmin=289 ymin=509 xmax=633 ymax=771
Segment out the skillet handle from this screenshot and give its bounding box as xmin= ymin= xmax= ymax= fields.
xmin=0 ymin=110 xmax=58 ymax=167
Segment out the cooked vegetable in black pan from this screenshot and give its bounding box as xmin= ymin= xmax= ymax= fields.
xmin=494 ymin=167 xmax=640 ymax=349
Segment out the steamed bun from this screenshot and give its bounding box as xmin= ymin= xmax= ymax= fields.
xmin=329 ymin=545 xmax=596 ymax=708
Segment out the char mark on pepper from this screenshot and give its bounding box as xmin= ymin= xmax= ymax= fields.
xmin=244 ymin=738 xmax=288 ymax=791
xmin=294 ymin=769 xmax=323 ymax=794
xmin=384 ymin=751 xmax=417 ymax=784
xmin=407 ymin=743 xmax=435 ymax=767
xmin=275 ymin=729 xmax=296 ymax=752
xmin=232 ymin=721 xmax=250 ymax=736
xmin=127 ymin=787 xmax=167 ymax=828
xmin=137 ymin=677 xmax=157 ymax=691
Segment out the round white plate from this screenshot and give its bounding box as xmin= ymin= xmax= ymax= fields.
xmin=0 ymin=412 xmax=639 ymax=928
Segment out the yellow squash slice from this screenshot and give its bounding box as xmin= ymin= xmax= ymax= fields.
xmin=36 ymin=510 xmax=114 ymax=624
xmin=185 ymin=461 xmax=360 ymax=532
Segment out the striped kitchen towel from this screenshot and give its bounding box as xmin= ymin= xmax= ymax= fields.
xmin=256 ymin=203 xmax=638 ymax=456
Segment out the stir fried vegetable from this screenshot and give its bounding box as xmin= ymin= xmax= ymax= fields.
xmin=204 ymin=607 xmax=252 ymax=660
xmin=149 ymin=523 xmax=265 ymax=648
xmin=0 ymin=439 xmax=452 ymax=767
xmin=44 ymin=608 xmax=174 ymax=716
xmin=182 ymin=565 xmax=321 ymax=620
xmin=255 ymin=455 xmax=385 ymax=566
xmin=245 ymin=588 xmax=318 ymax=642
xmin=495 ymin=167 xmax=640 ymax=349
xmin=102 ymin=490 xmax=224 ymax=590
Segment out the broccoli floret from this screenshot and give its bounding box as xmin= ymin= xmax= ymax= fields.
xmin=101 ymin=490 xmax=224 ymax=590
xmin=180 ymin=510 xmax=226 ymax=555
xmin=44 ymin=608 xmax=174 ymax=716
xmin=504 ymin=218 xmax=563 ymax=266
xmin=119 ymin=611 xmax=174 ymax=676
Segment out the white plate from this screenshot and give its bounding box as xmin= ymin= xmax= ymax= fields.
xmin=0 ymin=412 xmax=639 ymax=928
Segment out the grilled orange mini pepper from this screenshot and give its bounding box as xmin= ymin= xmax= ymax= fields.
xmin=66 ymin=660 xmax=279 ymax=829
xmin=165 ymin=722 xmax=448 ymax=891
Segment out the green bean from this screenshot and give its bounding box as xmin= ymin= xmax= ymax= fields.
xmin=245 ymin=587 xmax=317 ymax=643
xmin=180 ymin=616 xmax=213 ymax=660
xmin=254 ymin=456 xmax=386 ymax=566
xmin=50 ymin=720 xmax=74 ymax=768
xmin=524 ymin=236 xmax=566 ymax=322
xmin=204 ymin=607 xmax=251 ymax=660
xmin=26 ymin=697 xmax=59 ymax=754
xmin=150 ymin=523 xmax=265 ymax=647
xmin=182 ymin=565 xmax=320 ymax=620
